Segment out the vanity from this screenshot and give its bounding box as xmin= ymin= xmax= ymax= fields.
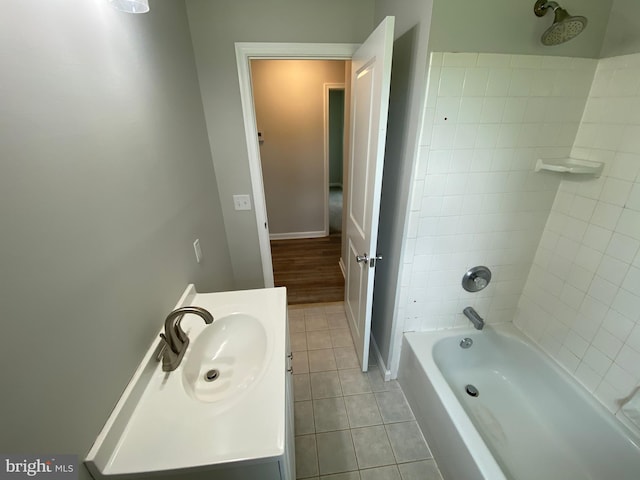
xmin=85 ymin=286 xmax=294 ymax=480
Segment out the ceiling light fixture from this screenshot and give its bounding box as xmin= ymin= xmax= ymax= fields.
xmin=109 ymin=0 xmax=149 ymax=14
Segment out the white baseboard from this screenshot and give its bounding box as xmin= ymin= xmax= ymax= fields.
xmin=370 ymin=334 xmax=391 ymax=381
xmin=338 ymin=258 xmax=346 ymax=278
xmin=270 ymin=230 xmax=327 ymax=241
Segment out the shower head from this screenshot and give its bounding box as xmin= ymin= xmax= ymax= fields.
xmin=534 ymin=0 xmax=588 ymax=46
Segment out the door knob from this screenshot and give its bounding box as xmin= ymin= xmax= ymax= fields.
xmin=356 ymin=253 xmax=369 ymax=264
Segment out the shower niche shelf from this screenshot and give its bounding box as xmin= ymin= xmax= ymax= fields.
xmin=535 ymin=158 xmax=604 ymax=177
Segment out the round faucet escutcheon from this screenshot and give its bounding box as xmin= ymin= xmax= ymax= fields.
xmin=461 ymin=266 xmax=492 ymax=292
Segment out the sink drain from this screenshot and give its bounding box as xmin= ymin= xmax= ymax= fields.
xmin=204 ymin=369 xmax=220 ymax=382
xmin=465 ymin=384 xmax=479 ymax=397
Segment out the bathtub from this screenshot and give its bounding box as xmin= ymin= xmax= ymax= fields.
xmin=398 ymin=324 xmax=640 ymax=480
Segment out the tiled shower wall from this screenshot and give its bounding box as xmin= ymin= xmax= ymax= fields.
xmin=515 ymin=53 xmax=640 ymax=420
xmin=398 ymin=52 xmax=597 ymax=333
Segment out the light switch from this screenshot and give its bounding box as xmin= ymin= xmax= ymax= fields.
xmin=233 ymin=194 xmax=252 ymax=211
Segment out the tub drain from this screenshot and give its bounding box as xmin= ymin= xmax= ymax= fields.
xmin=465 ymin=384 xmax=479 ymax=397
xmin=204 ymin=369 xmax=220 ymax=382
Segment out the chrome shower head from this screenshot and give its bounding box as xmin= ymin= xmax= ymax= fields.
xmin=534 ymin=0 xmax=588 ymax=46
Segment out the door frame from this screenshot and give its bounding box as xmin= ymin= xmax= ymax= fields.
xmin=324 ymin=82 xmax=345 ymax=237
xmin=235 ymin=42 xmax=358 ymax=287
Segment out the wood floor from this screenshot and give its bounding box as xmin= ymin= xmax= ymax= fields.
xmin=270 ymin=234 xmax=345 ymax=305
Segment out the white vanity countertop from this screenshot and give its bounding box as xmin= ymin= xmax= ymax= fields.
xmin=85 ymin=286 xmax=288 ymax=477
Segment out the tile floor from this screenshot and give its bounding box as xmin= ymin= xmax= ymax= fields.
xmin=289 ymin=302 xmax=444 ymax=480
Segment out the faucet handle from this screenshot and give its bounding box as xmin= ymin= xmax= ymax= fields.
xmin=173 ymin=318 xmax=189 ymax=344
xmin=156 ymin=334 xmax=168 ymax=362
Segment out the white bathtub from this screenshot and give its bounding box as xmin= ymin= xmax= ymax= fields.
xmin=398 ymin=324 xmax=640 ymax=480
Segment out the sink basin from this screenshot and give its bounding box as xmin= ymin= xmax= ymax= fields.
xmin=84 ymin=285 xmax=288 ymax=478
xmin=181 ymin=313 xmax=268 ymax=403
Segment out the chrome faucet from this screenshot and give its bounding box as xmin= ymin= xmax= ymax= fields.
xmin=463 ymin=307 xmax=484 ymax=330
xmin=158 ymin=306 xmax=214 ymax=371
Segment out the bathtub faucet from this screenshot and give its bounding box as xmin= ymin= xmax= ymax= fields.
xmin=463 ymin=307 xmax=484 ymax=330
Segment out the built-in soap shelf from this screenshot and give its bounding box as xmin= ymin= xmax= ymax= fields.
xmin=535 ymin=158 xmax=604 ymax=177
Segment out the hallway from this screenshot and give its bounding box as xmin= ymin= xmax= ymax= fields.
xmin=271 ymin=235 xmax=344 ymax=305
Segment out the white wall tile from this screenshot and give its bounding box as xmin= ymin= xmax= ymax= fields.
xmin=570 ymin=196 xmax=597 ymax=223
xmin=602 ymin=308 xmax=634 ymax=341
xmin=431 ymin=124 xmax=456 ymax=149
xmin=480 ymin=97 xmax=506 ymax=123
xmin=617 ymin=209 xmax=640 ymax=240
xmin=458 ymin=97 xmax=484 ymax=124
xmin=620 ymin=125 xmax=640 ymax=154
xmin=611 ymin=288 xmax=640 ymax=321
xmin=606 ymin=233 xmax=640 ymax=263
xmin=582 ymin=226 xmax=611 ymax=254
xmin=583 ymin=345 xmax=613 ymax=376
xmin=597 ymin=255 xmax=629 ymax=286
xmin=475 ymin=125 xmax=501 ymax=149
xmin=502 ymin=97 xmax=527 ymax=123
xmin=609 ymin=67 xmax=640 ymax=96
xmin=463 ymin=68 xmax=489 ymax=96
xmin=485 ymin=69 xmax=512 ymax=97
xmin=621 ymin=266 xmax=640 ymax=293
xmin=435 ymin=97 xmax=461 ymax=124
xmin=443 ymin=52 xmax=478 ymax=67
xmin=625 ymin=324 xmax=640 ymax=355
xmin=454 ymin=124 xmax=478 ymax=148
xmin=512 ymin=52 xmax=640 ymax=421
xmin=609 ymin=153 xmax=640 ymax=181
xmin=477 ymin=53 xmax=511 ymax=68
xmin=587 ymin=276 xmax=618 ymax=305
xmin=600 ymin=178 xmax=632 ymax=206
xmin=593 ymin=328 xmax=624 ymax=359
xmin=508 ymin=69 xmax=532 ymax=97
xmin=626 ymin=184 xmax=640 ymax=211
xmin=590 ymin=203 xmax=623 ymax=230
xmin=438 ymin=67 xmax=465 ymax=97
xmin=615 ymin=345 xmax=640 ymax=377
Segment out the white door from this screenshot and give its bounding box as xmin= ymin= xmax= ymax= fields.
xmin=344 ymin=16 xmax=394 ymax=372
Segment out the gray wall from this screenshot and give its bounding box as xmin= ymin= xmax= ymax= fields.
xmin=0 ymin=0 xmax=233 ymax=476
xmin=601 ymin=0 xmax=640 ymax=57
xmin=251 ymin=60 xmax=345 ymax=237
xmin=429 ymin=0 xmax=612 ymax=58
xmin=371 ymin=0 xmax=434 ymax=369
xmin=186 ymin=0 xmax=375 ymax=288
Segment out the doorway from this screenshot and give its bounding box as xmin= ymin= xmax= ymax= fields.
xmin=250 ymin=59 xmax=346 ymax=304
xmin=234 ymin=42 xmax=357 ymax=289
xmin=235 ymin=17 xmax=394 ymax=371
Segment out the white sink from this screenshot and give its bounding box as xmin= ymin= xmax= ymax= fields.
xmin=84 ymin=285 xmax=288 ymax=478
xmin=181 ymin=312 xmax=268 ymax=403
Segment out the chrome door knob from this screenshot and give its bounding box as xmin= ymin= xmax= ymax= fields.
xmin=356 ymin=253 xmax=369 ymax=263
